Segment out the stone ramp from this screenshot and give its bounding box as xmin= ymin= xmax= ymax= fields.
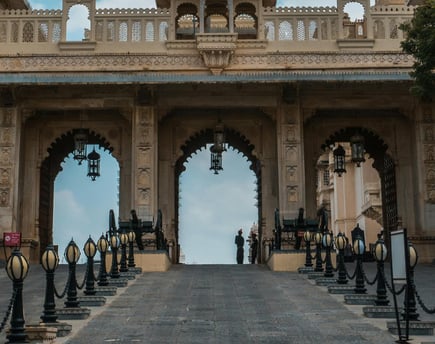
xmin=53 ymin=264 xmax=397 ymax=344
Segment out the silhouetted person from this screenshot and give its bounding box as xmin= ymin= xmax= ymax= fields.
xmin=250 ymin=233 xmax=258 ymax=264
xmin=130 ymin=209 xmax=144 ymax=250
xmin=235 ymin=229 xmax=244 ymax=264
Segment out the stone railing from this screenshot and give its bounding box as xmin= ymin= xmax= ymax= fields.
xmin=0 ymin=5 xmax=415 ymax=52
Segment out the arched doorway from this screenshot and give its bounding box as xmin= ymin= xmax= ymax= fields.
xmin=174 ymin=127 xmax=262 ymax=263
xmin=322 ymin=126 xmax=397 ymax=240
xmin=39 ymin=130 xmax=115 ymax=257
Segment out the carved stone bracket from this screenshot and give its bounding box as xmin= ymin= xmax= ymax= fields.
xmin=196 ymin=33 xmax=238 ymax=75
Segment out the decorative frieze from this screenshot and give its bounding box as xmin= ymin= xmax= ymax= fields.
xmin=0 ymin=52 xmax=413 ymax=74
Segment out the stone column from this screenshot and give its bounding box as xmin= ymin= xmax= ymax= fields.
xmin=276 ymin=104 xmax=305 ymax=220
xmin=0 ymin=107 xmax=18 ymax=234
xmin=228 ymin=0 xmax=234 ymax=33
xmin=199 ymin=0 xmax=205 ymax=34
xmin=132 ymin=106 xmax=157 ymax=222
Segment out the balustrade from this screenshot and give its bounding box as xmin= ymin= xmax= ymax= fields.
xmin=0 ymin=4 xmax=414 ymax=53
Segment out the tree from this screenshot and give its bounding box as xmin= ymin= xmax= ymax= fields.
xmin=400 ymin=0 xmax=435 ymax=102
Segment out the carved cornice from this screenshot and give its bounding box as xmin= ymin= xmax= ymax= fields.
xmin=0 ymin=51 xmax=413 ymax=74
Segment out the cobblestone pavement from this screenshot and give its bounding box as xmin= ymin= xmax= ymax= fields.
xmin=0 ymin=261 xmax=434 ymax=344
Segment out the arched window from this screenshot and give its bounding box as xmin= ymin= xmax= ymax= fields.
xmin=176 ymin=3 xmax=198 ymax=40
xmin=132 ymin=21 xmax=142 ymax=42
xmin=22 ymin=22 xmax=34 ymax=42
xmin=297 ymin=20 xmax=305 ymax=41
xmin=235 ymin=3 xmax=257 ymax=39
xmin=119 ymin=22 xmax=128 ymax=42
xmin=265 ymin=21 xmax=275 ymax=41
xmin=66 ymin=4 xmax=90 ymax=41
xmin=279 ymin=21 xmax=293 ymax=40
xmin=159 ymin=22 xmax=168 ymax=41
xmin=146 ymin=22 xmax=154 ymax=41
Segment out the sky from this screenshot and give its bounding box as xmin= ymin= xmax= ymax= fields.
xmin=29 ymin=0 xmax=372 ymax=264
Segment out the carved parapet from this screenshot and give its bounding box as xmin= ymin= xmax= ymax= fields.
xmin=196 ymin=33 xmax=238 ymax=75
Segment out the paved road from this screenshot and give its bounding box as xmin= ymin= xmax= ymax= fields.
xmin=0 ymin=262 xmax=435 ymax=344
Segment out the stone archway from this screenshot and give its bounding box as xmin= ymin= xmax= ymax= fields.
xmin=322 ymin=126 xmax=398 ymax=239
xmin=173 ymin=127 xmax=262 ymax=263
xmin=38 ymin=130 xmax=114 ymax=257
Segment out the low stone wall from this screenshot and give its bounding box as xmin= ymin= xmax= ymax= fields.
xmin=266 ymin=250 xmax=336 ymax=272
xmin=106 ymin=250 xmax=171 ymax=272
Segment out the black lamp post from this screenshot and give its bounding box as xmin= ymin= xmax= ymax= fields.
xmin=322 ymin=231 xmax=334 ymax=278
xmin=303 ymin=229 xmax=313 ymax=267
xmin=127 ymin=230 xmax=136 ymax=268
xmin=40 ymin=245 xmax=59 ymax=324
xmin=97 ymin=234 xmax=109 ymax=286
xmin=353 ymin=235 xmax=366 ymax=294
xmin=335 ymin=232 xmax=348 ymax=284
xmin=109 ymin=233 xmax=120 ymax=278
xmin=333 ymin=145 xmax=346 ymax=176
xmin=64 ymin=239 xmax=81 ymax=308
xmin=402 ymin=242 xmax=419 ymax=321
xmin=119 ymin=231 xmax=129 ymax=273
xmin=83 ymin=237 xmax=97 ymax=295
xmin=5 ymin=248 xmax=29 ymax=343
xmin=314 ymin=230 xmax=323 ymax=272
xmin=373 ymin=234 xmax=389 ymax=306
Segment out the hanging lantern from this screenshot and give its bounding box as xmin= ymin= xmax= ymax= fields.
xmin=350 ymin=132 xmax=365 ymax=167
xmin=87 ymin=148 xmax=101 ymax=181
xmin=213 ymin=122 xmax=226 ymax=154
xmin=333 ymin=145 xmax=346 ymax=176
xmin=73 ymin=129 xmax=88 ymax=165
xmin=209 ymin=145 xmax=223 ymax=174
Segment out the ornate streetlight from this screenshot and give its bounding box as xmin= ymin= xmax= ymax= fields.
xmin=97 ymin=234 xmax=109 ymax=286
xmin=119 ymin=231 xmax=129 ymax=273
xmin=350 ymin=132 xmax=365 ymax=167
xmin=314 ymin=230 xmax=323 ymax=272
xmin=109 ymin=233 xmax=120 ymax=278
xmin=303 ymin=229 xmax=313 ymax=268
xmin=127 ymin=230 xmax=136 ymax=268
xmin=40 ymin=245 xmax=59 ymax=324
xmin=373 ymin=234 xmax=389 ymax=306
xmin=322 ymin=231 xmax=334 ymax=278
xmin=333 ymin=145 xmax=346 ymax=176
xmin=87 ymin=148 xmax=100 ymax=181
xmin=64 ymin=239 xmax=81 ymax=308
xmin=83 ymin=236 xmax=97 ymax=295
xmin=353 ymin=235 xmax=366 ymax=294
xmin=335 ymin=232 xmax=348 ymax=284
xmin=5 ymin=248 xmax=29 ymax=343
xmin=403 ymin=242 xmax=419 ymax=321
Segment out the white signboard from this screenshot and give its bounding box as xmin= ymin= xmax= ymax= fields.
xmin=391 ymin=229 xmax=407 ymax=284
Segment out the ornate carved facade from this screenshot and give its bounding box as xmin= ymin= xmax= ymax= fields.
xmin=0 ymin=0 xmax=434 ymax=263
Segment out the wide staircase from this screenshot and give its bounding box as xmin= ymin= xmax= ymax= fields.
xmin=3 ymin=263 xmax=424 ymax=343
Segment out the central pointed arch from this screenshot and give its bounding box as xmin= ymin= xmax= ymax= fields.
xmin=39 ymin=130 xmax=114 ymax=257
xmin=174 ymin=127 xmax=262 ymax=263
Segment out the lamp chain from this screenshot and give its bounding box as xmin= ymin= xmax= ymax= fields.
xmin=0 ymin=288 xmax=17 ymax=333
xmin=412 ymin=280 xmax=435 ymax=314
xmin=54 ymin=270 xmax=71 ymax=299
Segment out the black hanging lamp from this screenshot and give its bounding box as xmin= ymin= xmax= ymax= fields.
xmin=73 ymin=129 xmax=88 ymax=165
xmin=87 ymin=147 xmax=100 ymax=181
xmin=333 ymin=144 xmax=346 ymax=176
xmin=209 ymin=121 xmax=226 ymax=174
xmin=350 ymin=132 xmax=365 ymax=167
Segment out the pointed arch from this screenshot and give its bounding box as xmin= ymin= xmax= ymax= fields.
xmin=38 ymin=130 xmax=115 ymax=257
